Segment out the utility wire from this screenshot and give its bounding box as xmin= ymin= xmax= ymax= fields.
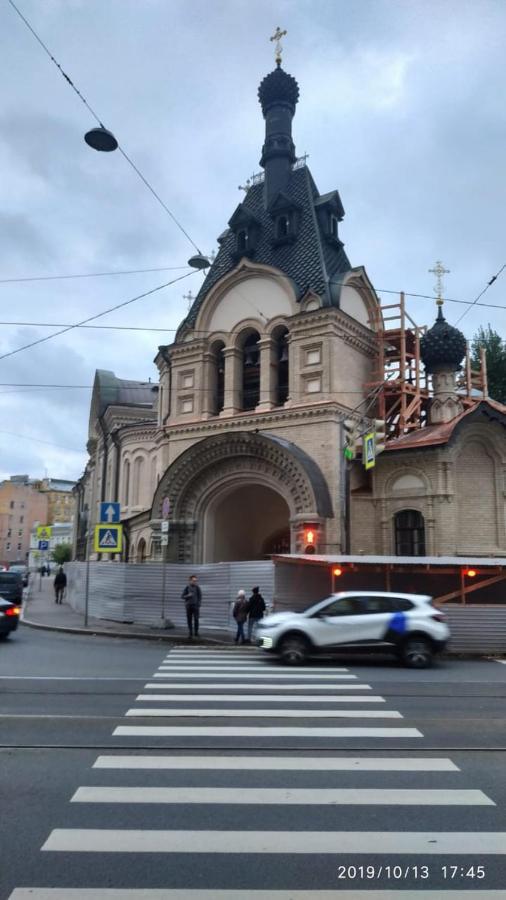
xmin=453 ymin=264 xmax=506 ymax=326
xmin=0 ymin=428 xmax=83 ymax=452
xmin=7 ymin=0 xmax=202 ymax=254
xmin=0 ymin=270 xmax=196 ymax=363
xmin=0 ymin=266 xmax=190 ymax=284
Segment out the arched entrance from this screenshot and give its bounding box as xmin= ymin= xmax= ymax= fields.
xmin=206 ymin=483 xmax=290 ymax=561
xmin=151 ymin=431 xmax=333 ymax=563
xmin=137 ymin=538 xmax=147 ymax=563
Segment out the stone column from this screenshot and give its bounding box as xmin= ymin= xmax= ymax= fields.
xmin=257 ymin=336 xmax=276 ymax=411
xmin=221 ymin=347 xmax=241 ymax=416
xmin=429 ymin=371 xmax=463 ymax=424
xmin=201 ymin=352 xmax=216 ymax=418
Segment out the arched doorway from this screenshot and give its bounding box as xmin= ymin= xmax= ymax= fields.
xmin=137 ymin=538 xmax=147 ymax=563
xmin=205 ymin=484 xmax=290 ymax=561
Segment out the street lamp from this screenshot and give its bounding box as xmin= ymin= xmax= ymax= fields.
xmin=188 ymin=254 xmax=212 ymax=270
xmin=84 ymin=126 xmax=118 ymax=152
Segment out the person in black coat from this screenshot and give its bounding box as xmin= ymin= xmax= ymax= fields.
xmin=53 ymin=566 xmax=67 ymax=604
xmin=181 ymin=574 xmax=202 ymax=638
xmin=247 ymin=586 xmax=266 ymax=642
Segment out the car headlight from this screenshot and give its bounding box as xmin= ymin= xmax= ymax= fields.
xmin=257 ymin=621 xmax=277 ymax=629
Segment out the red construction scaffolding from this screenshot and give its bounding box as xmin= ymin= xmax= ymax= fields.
xmin=367 ymin=293 xmax=488 ymax=440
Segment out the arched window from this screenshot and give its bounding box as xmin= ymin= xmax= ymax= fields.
xmin=210 ymin=341 xmax=225 ymax=415
xmin=132 ymin=457 xmax=144 ymax=507
xmin=151 ymin=456 xmax=157 ymax=494
xmin=123 ymin=460 xmax=130 ymax=507
xmin=273 ymin=326 xmax=289 ymax=406
xmin=137 ymin=538 xmax=146 ymax=563
xmin=237 ymin=229 xmax=248 ymax=254
xmin=241 ymin=331 xmax=260 ymax=410
xmin=394 ymin=509 xmax=425 ymax=556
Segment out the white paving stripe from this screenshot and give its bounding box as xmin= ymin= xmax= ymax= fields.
xmin=124 ymin=708 xmax=402 ymax=718
xmin=135 ymin=694 xmax=384 ymax=703
xmin=144 ymin=683 xmax=371 ymax=690
xmin=113 ymin=726 xmax=422 ymax=737
xmin=153 ymin=670 xmax=357 ymax=682
xmin=71 ymin=786 xmax=493 ymax=806
xmin=41 ymin=829 xmax=506 ymax=853
xmin=11 ymin=892 xmax=506 ymax=899
xmin=156 ymin=666 xmax=350 ymax=672
xmin=93 ymin=755 xmax=460 ymax=771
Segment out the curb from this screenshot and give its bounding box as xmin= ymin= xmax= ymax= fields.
xmin=19 ymin=618 xmax=232 ymax=646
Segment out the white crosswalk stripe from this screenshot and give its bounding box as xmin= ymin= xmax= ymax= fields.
xmin=13 ymin=649 xmax=505 ymax=898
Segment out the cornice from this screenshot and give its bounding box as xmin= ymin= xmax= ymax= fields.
xmin=162 ymin=401 xmax=349 ymax=439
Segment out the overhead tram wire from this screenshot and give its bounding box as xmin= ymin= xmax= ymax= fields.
xmin=453 ymin=264 xmax=506 ymax=327
xmin=0 ymin=266 xmax=191 ymax=284
xmin=7 ymin=0 xmax=202 ymax=255
xmin=0 ymin=270 xmax=196 ymax=363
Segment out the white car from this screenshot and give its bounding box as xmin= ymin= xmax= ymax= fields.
xmin=256 ymin=591 xmax=450 ymax=668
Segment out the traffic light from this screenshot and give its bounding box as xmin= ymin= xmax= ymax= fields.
xmin=464 ymin=567 xmax=477 ymax=578
xmin=343 ymin=419 xmax=359 ymax=460
xmin=333 ymin=566 xmax=343 ymax=577
xmin=303 ymin=527 xmax=316 ymax=554
xmin=373 ymin=418 xmax=387 ymax=455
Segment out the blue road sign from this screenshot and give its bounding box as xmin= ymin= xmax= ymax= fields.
xmin=94 ymin=524 xmax=123 ymax=553
xmin=38 ymin=540 xmax=49 ymax=551
xmin=100 ymin=502 xmax=121 ymax=524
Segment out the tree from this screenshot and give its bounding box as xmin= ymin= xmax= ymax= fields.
xmin=471 ymin=325 xmax=506 ymax=405
xmin=51 ymin=543 xmax=72 ymax=565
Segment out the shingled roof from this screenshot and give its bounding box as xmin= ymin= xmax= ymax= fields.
xmin=384 ymin=399 xmax=506 ymax=452
xmin=177 ymin=163 xmax=351 ymax=339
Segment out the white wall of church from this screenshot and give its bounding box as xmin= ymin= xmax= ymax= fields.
xmin=339 ymin=286 xmax=371 ymax=328
xmin=204 ymin=276 xmax=295 ymax=333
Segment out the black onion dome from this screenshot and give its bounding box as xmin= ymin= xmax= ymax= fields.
xmin=258 ymin=65 xmax=300 ymax=115
xmin=420 ymin=304 xmax=467 ymax=373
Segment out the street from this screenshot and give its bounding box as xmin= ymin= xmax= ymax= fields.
xmin=1 ymin=627 xmax=506 ymax=898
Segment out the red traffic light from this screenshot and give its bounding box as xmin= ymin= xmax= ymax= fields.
xmin=304 ymin=528 xmax=315 ymax=545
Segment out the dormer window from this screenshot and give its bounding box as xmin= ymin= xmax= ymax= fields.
xmin=228 ymin=203 xmax=261 ymax=262
xmin=330 ymin=214 xmax=339 ymax=239
xmin=268 ymin=192 xmax=301 ymax=247
xmin=237 ymin=229 xmax=249 ymax=254
xmin=276 ymin=215 xmax=291 ymax=238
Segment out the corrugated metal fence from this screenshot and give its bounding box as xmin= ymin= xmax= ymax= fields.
xmin=444 ymin=606 xmax=506 ymax=654
xmin=66 ymin=561 xmax=275 ymax=632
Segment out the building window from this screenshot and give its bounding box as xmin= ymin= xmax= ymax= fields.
xmin=19 ymin=516 xmax=24 ymax=524
xmin=132 ymin=457 xmax=145 ymax=507
xmin=276 ymin=214 xmax=290 ymax=238
xmin=306 ymin=348 xmax=321 ymax=366
xmin=242 ymin=331 xmax=260 ymax=410
xmin=274 ymin=327 xmax=289 ymax=406
xmin=394 ymin=509 xmax=426 ymax=556
xmin=17 ymin=543 xmax=22 ymax=551
xmin=7 ymin=529 xmax=11 ymax=538
xmin=180 ymin=397 xmax=194 ymax=414
xmin=6 ymin=542 xmax=10 ymax=550
xmin=9 ymin=501 xmax=14 ymax=509
xmin=123 ymin=460 xmax=131 ymax=506
xmin=18 ymin=529 xmax=23 ymax=537
xmin=330 ymin=214 xmax=339 ymax=238
xmin=237 ymin=229 xmax=249 ymax=254
xmin=305 ymin=376 xmax=321 ymax=394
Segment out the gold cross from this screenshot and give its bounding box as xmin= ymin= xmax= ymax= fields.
xmin=270 ymin=26 xmax=287 ymax=65
xmin=428 ymin=260 xmax=450 ymax=304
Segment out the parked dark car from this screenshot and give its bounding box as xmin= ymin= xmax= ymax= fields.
xmin=0 ymin=572 xmax=23 ymax=604
xmin=0 ymin=597 xmax=21 ymax=639
xmin=8 ymin=564 xmax=29 ymax=587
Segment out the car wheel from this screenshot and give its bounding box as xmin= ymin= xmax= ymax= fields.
xmin=0 ymin=633 xmax=10 ymax=641
xmin=401 ymin=636 xmax=433 ymax=669
xmin=279 ymin=634 xmax=309 ymax=666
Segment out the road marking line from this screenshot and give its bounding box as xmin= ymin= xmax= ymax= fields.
xmin=13 ymin=891 xmax=506 ymax=899
xmin=152 ymin=673 xmax=358 ymax=680
xmin=135 ymin=694 xmax=384 ymax=703
xmin=156 ymin=666 xmax=350 ymax=672
xmin=71 ymin=787 xmax=493 ymax=805
xmin=0 ymin=676 xmax=147 ymax=681
xmin=124 ymin=708 xmax=402 ymax=719
xmin=41 ymin=829 xmax=506 ymax=853
xmin=113 ymin=726 xmax=422 ymax=737
xmin=92 ymin=755 xmax=460 ymax=771
xmin=494 ymin=660 xmax=506 ymax=664
xmin=143 ymin=683 xmax=370 ymax=690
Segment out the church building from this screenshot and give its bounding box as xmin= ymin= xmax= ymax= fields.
xmin=74 ymin=49 xmax=506 ymax=564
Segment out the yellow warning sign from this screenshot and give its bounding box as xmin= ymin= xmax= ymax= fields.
xmin=36 ymin=525 xmax=53 ymax=540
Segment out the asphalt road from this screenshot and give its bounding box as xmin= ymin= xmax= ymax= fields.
xmin=1 ymin=625 xmax=506 ymax=899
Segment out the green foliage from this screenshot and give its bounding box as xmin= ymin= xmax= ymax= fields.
xmin=471 ymin=325 xmax=506 ymax=404
xmin=51 ymin=543 xmax=73 ymax=565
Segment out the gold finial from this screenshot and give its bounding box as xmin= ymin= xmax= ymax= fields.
xmin=429 ymin=260 xmax=450 ymax=305
xmin=270 ymin=26 xmax=287 ymax=66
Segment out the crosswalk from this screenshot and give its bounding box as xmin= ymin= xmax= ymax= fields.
xmin=9 ymin=647 xmax=506 ymax=898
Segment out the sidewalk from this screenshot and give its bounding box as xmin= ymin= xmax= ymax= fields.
xmin=20 ymin=576 xmax=233 ymax=645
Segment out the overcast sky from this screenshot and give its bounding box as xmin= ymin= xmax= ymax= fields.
xmin=1 ymin=0 xmax=505 ymax=483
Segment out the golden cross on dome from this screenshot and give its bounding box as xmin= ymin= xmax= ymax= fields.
xmin=429 ymin=260 xmax=450 ymax=305
xmin=270 ymin=26 xmax=287 ymax=65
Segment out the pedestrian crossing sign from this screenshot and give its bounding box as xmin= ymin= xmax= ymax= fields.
xmin=36 ymin=525 xmax=52 ymax=540
xmin=94 ymin=524 xmax=123 ymax=553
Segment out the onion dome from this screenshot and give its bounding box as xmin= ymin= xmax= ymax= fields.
xmin=420 ymin=302 xmax=467 ymax=373
xmin=258 ymin=64 xmax=300 ymax=115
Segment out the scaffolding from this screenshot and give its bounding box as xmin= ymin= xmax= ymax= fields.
xmin=367 ymin=293 xmax=488 ymax=440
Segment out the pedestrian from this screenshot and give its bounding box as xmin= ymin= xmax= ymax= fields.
xmin=53 ymin=566 xmax=66 ymax=604
xmin=247 ymin=585 xmax=266 ymax=642
xmin=233 ymin=590 xmax=249 ymax=644
xmin=181 ymin=574 xmax=202 ymax=638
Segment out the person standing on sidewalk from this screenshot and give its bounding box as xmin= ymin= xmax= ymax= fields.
xmin=233 ymin=590 xmax=249 ymax=644
xmin=181 ymin=574 xmax=202 ymax=638
xmin=53 ymin=566 xmax=67 ymax=604
xmin=247 ymin=586 xmax=266 ymax=642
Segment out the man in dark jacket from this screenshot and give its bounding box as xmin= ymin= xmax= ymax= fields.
xmin=181 ymin=575 xmax=202 ymax=638
xmin=247 ymin=586 xmax=266 ymax=642
xmin=54 ymin=566 xmax=67 ymax=604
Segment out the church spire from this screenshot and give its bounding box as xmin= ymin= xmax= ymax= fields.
xmin=258 ymin=28 xmax=299 ymax=208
